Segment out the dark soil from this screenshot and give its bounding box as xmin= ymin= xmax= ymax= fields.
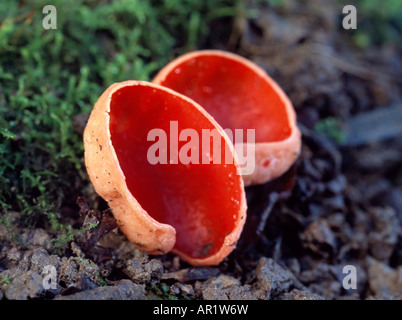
xmin=1 ymin=1 xmax=401 ymax=300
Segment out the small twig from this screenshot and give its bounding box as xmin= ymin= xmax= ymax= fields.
xmin=256 ymin=193 xmax=279 ymax=238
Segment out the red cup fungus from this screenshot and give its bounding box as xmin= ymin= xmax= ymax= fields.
xmin=153 ymin=50 xmax=301 ymax=186
xmin=84 ymin=81 xmax=247 ymax=266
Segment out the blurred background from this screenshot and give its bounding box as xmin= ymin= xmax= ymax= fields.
xmin=0 ymin=0 xmax=401 ymax=300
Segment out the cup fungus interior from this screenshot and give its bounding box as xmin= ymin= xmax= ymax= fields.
xmin=154 ymin=53 xmax=292 ymax=144
xmin=109 ymin=84 xmax=244 ymax=259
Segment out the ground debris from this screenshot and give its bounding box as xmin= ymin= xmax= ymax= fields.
xmin=123 ymin=257 xmax=163 ymax=284
xmin=169 ymin=282 xmax=195 ymax=297
xmin=256 ymin=258 xmax=295 ymax=298
xmin=2 ymin=270 xmax=44 ymax=300
xmin=301 ymin=219 xmax=337 ymax=259
xmin=367 ymin=207 xmax=400 ymax=261
xmin=240 ymin=166 xmax=296 ymax=250
xmin=0 ymin=246 xmax=63 ymax=299
xmin=280 ymin=288 xmax=324 ymax=300
xmin=21 ymin=228 xmax=52 ymax=250
xmin=196 ymin=275 xmax=265 ymax=300
xmin=74 ymin=197 xmax=118 ymax=254
xmin=55 ymin=279 xmax=146 ymax=300
xmin=366 ymin=257 xmax=402 ymax=299
xmin=59 ymin=256 xmax=104 ymax=294
xmin=162 ymin=267 xmax=220 ymax=283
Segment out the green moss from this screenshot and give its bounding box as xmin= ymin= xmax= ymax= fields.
xmin=0 ymin=0 xmax=236 ymax=243
xmin=97 ymin=273 xmax=107 ymax=287
xmin=148 ymin=283 xmax=179 ymax=300
xmin=0 ymin=275 xmax=11 ymax=285
xmin=50 ymin=221 xmax=99 ymax=255
xmin=314 ymin=117 xmax=346 ymax=144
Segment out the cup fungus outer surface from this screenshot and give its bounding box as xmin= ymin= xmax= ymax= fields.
xmin=83 ymin=80 xmax=247 ymax=266
xmin=153 ymin=50 xmax=302 ymax=186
